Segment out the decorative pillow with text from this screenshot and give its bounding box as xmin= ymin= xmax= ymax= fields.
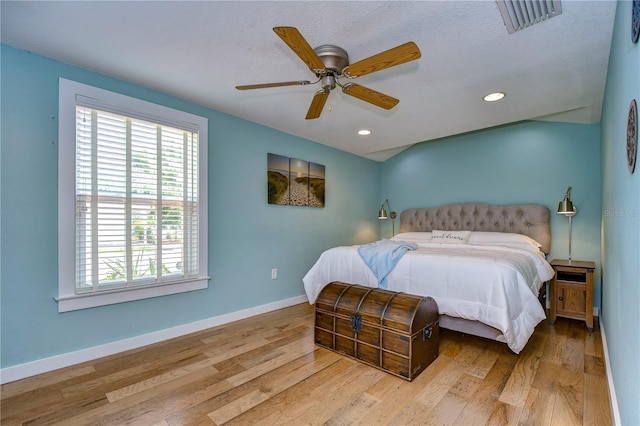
xmin=431 ymin=230 xmax=471 ymax=244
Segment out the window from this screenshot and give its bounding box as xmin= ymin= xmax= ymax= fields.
xmin=58 ymin=79 xmax=208 ymax=312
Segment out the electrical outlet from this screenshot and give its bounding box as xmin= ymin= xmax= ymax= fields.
xmin=271 ymin=268 xmax=278 ymax=280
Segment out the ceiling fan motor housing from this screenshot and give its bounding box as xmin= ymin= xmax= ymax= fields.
xmin=313 ymin=44 xmax=349 ymax=74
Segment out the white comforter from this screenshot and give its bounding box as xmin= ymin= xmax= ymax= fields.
xmin=303 ymin=242 xmax=554 ymax=354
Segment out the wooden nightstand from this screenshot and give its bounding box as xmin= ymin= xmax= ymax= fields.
xmin=549 ymin=259 xmax=595 ymax=332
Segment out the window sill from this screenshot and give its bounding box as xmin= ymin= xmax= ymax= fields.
xmin=56 ymin=277 xmax=209 ymax=312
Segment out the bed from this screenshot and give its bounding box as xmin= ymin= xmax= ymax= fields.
xmin=303 ymin=203 xmax=555 ymax=354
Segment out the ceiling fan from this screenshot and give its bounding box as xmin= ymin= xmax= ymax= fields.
xmin=236 ymin=27 xmax=422 ymax=120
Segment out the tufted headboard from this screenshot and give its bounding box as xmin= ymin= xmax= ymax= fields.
xmin=399 ymin=203 xmax=551 ymax=254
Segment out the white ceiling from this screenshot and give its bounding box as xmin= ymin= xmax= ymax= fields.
xmin=1 ymin=1 xmax=616 ymax=161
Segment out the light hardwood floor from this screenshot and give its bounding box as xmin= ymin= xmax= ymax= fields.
xmin=1 ymin=303 xmax=612 ymax=425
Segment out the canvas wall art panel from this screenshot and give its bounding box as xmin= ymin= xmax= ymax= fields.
xmin=267 ymin=153 xmax=325 ymax=208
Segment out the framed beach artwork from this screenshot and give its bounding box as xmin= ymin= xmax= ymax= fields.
xmin=267 ymin=153 xmax=325 ymax=208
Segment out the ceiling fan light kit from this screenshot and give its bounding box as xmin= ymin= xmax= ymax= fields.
xmin=236 ymin=26 xmax=421 ymax=120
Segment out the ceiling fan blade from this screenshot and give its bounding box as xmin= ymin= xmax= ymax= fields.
xmin=306 ymin=90 xmax=329 ymax=120
xmin=236 ymin=80 xmax=312 ymax=90
xmin=342 ymin=83 xmax=399 ymax=110
xmin=273 ymin=26 xmax=326 ymax=71
xmin=344 ymin=42 xmax=421 ymax=78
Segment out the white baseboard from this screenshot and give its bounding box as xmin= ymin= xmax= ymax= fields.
xmin=599 ymin=318 xmax=621 ymax=426
xmin=0 ymin=295 xmax=308 ymax=385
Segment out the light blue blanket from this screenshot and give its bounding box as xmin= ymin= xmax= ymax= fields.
xmin=357 ymin=239 xmax=418 ymax=289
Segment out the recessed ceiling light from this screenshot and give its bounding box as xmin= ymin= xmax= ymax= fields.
xmin=357 ymin=129 xmax=372 ymax=136
xmin=483 ymin=92 xmax=506 ymax=102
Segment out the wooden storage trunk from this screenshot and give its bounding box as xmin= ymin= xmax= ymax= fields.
xmin=314 ymin=282 xmax=439 ymax=381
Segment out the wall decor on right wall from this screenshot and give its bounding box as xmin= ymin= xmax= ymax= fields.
xmin=632 ymin=0 xmax=639 ymax=43
xmin=628 ymin=99 xmax=638 ymax=174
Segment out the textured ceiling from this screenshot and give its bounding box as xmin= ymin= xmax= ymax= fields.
xmin=1 ymin=1 xmax=616 ymax=161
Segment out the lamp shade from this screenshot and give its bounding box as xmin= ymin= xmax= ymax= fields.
xmin=557 ymin=186 xmax=576 ymax=216
xmin=378 ymin=208 xmax=388 ymax=219
xmin=557 ymin=198 xmax=574 ymax=215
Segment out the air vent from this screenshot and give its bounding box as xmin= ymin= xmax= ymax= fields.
xmin=496 ymin=0 xmax=562 ymax=33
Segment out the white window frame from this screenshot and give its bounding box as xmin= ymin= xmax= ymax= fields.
xmin=57 ymin=78 xmax=208 ymax=312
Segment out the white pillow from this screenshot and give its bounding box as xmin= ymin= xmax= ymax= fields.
xmin=468 ymin=232 xmax=542 ymax=249
xmin=391 ymin=232 xmax=432 ymax=244
xmin=431 ymin=230 xmax=471 ymax=244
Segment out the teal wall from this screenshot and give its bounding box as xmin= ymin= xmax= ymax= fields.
xmin=0 ymin=45 xmax=380 ymax=368
xmin=381 ymin=120 xmax=603 ymax=303
xmin=3 ymin=6 xmax=638 ymax=420
xmin=600 ymin=1 xmax=640 ymax=425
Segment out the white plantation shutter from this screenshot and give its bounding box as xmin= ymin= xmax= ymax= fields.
xmin=58 ymin=79 xmax=208 ymax=312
